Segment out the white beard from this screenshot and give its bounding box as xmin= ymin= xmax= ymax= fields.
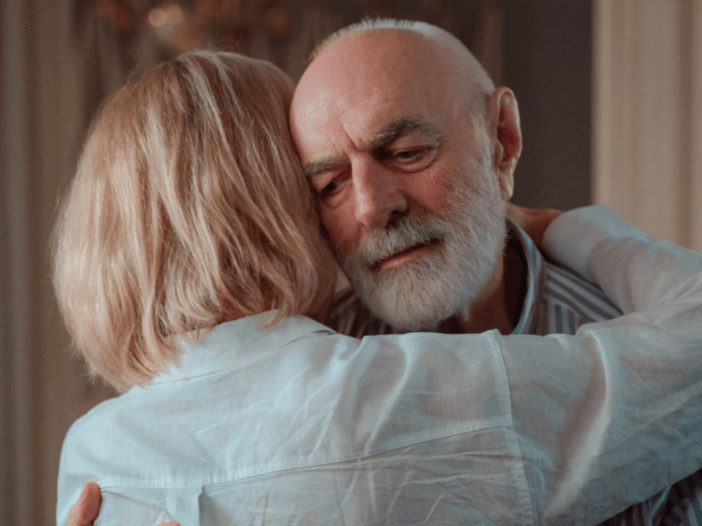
xmin=336 ymin=154 xmax=507 ymax=332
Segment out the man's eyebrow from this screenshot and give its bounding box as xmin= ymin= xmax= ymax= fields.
xmin=304 ymin=158 xmax=347 ymax=180
xmin=303 ymin=116 xmax=440 ymax=179
xmin=368 ymin=116 xmax=441 ymax=151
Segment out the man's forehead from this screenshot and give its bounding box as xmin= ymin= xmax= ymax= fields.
xmin=292 ymin=31 xmax=448 ymax=114
xmin=292 ymin=71 xmax=450 ymax=145
xmin=293 ymin=67 xmax=410 ymax=123
xmin=290 ymin=30 xmax=464 ymax=163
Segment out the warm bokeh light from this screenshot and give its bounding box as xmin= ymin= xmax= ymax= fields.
xmin=148 ymin=7 xmax=168 ymax=27
xmin=148 ymin=3 xmax=184 ymax=28
xmin=165 ymin=4 xmax=185 ymax=25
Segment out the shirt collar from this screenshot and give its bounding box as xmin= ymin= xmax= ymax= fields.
xmin=507 ymin=219 xmax=546 ymax=335
xmin=149 ymin=312 xmax=334 ymax=384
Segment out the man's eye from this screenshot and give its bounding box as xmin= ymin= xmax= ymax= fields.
xmin=319 ymin=178 xmax=341 ymax=198
xmin=396 ymin=148 xmax=427 ymax=161
xmin=391 ymin=147 xmax=436 ymax=171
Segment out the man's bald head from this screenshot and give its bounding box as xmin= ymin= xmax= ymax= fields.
xmin=308 ymin=19 xmax=496 ymax=117
xmin=290 ymin=19 xmax=523 ymax=331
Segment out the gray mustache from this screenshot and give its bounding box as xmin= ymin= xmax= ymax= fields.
xmin=356 ymin=217 xmax=446 ymax=266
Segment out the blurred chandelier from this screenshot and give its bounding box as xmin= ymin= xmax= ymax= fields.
xmin=88 ymin=0 xmax=295 ymax=52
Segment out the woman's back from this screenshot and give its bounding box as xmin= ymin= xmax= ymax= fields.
xmin=58 ymin=312 xmax=535 ymax=525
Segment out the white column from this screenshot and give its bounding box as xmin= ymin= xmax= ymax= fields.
xmin=593 ymin=0 xmax=702 ymax=252
xmin=691 ymin=0 xmax=702 ymax=253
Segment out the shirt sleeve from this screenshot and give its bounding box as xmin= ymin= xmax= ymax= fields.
xmin=55 ymin=206 xmax=702 ymax=526
xmin=504 ymin=204 xmax=702 ymax=524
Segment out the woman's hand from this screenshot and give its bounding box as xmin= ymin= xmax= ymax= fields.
xmin=67 ymin=482 xmax=101 ymax=526
xmin=67 ymin=482 xmax=180 ymax=526
xmin=506 ymin=202 xmax=563 ymax=248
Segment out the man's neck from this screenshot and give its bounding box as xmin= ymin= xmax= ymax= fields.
xmin=435 ymin=241 xmax=527 ymax=335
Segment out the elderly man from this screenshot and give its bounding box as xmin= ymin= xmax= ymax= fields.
xmin=289 ymin=19 xmax=701 ymax=525
xmin=66 ymin=20 xmax=702 ymax=526
xmin=292 ymin=19 xmax=620 ymax=341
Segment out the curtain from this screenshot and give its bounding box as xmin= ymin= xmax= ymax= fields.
xmin=0 ymin=1 xmax=119 ymax=524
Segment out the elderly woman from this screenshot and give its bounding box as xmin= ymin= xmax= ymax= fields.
xmin=54 ymin=50 xmax=336 ymax=523
xmin=55 ymin=51 xmax=702 ymax=526
xmin=54 ymin=51 xmax=337 ymax=392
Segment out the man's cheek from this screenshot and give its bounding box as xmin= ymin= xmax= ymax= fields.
xmin=321 ymin=208 xmax=356 ymax=250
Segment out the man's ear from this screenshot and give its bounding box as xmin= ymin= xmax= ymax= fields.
xmin=486 ymin=87 xmax=522 ymax=200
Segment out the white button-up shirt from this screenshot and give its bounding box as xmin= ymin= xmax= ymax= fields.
xmin=56 ymin=206 xmax=702 ymax=525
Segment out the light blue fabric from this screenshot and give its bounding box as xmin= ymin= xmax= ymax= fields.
xmin=56 ymin=206 xmax=702 ymax=525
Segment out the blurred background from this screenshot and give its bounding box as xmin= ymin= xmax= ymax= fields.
xmin=1 ymin=0 xmax=700 ymax=524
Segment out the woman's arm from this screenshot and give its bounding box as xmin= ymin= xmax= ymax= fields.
xmin=64 ymin=205 xmax=702 ymax=526
xmin=505 ymin=204 xmax=702 ymax=523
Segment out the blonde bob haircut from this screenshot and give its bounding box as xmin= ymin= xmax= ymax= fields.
xmin=53 ymin=50 xmax=337 ymax=392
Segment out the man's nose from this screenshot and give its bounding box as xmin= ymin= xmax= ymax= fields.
xmin=352 ymin=160 xmax=407 ymax=230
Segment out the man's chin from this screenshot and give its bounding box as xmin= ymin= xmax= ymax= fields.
xmin=364 ymin=286 xmax=468 ymax=333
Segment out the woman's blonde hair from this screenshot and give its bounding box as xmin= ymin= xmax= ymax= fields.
xmin=53 ymin=51 xmax=336 ymax=392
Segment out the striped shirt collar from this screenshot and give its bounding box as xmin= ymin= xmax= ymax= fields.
xmin=507 ymin=219 xmax=546 ymax=335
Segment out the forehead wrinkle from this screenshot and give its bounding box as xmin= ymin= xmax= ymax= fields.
xmin=368 ymin=115 xmax=441 ymax=151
